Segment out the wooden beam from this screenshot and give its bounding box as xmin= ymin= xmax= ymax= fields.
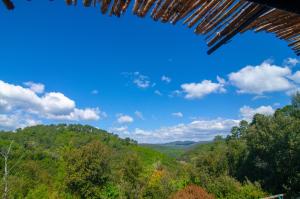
xmin=207 ymin=6 xmax=270 ymax=55
xmin=245 ymin=0 xmax=300 ymax=15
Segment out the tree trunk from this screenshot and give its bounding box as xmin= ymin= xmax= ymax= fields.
xmin=2 ymin=157 xmax=8 ymax=199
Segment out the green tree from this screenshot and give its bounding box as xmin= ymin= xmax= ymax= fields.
xmin=225 ymin=93 xmax=300 ymax=196
xmin=194 ymin=142 xmax=229 ymax=178
xmin=64 ymin=141 xmax=113 ymax=198
xmin=120 ymin=153 xmax=143 ymax=199
xmin=227 ymin=120 xmax=248 ymax=140
xmin=245 ymin=112 xmax=300 ymax=195
xmin=292 ymin=91 xmax=300 ymax=109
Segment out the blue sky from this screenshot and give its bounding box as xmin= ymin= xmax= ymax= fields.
xmin=0 ymin=1 xmax=299 ymax=143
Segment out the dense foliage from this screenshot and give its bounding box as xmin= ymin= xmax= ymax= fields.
xmin=170 ymin=184 xmax=214 ymax=199
xmin=182 ymin=92 xmax=300 ymax=198
xmin=0 ymin=93 xmax=299 ymax=198
xmin=227 ymin=93 xmax=300 ymax=196
xmin=0 ymin=125 xmax=188 ymax=198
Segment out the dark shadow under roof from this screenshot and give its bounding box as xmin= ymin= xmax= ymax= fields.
xmin=3 ymin=0 xmax=300 ymax=55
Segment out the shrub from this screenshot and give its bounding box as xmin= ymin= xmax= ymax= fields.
xmin=171 ymin=184 xmax=215 ymax=199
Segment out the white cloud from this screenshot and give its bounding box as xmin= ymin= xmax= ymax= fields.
xmin=161 ymin=75 xmax=171 ymax=83
xmin=181 ymin=77 xmax=226 ymax=99
xmin=229 ymin=61 xmax=295 ymax=94
xmin=172 ymin=112 xmax=183 ymax=118
xmin=116 ymin=118 xmax=239 ymax=143
xmin=91 ymin=90 xmax=99 ymax=95
xmin=284 ymin=58 xmax=299 ymax=67
xmin=41 ymin=92 xmax=75 ymax=115
xmin=135 ymin=111 xmax=144 ymax=120
xmin=131 ymin=72 xmax=151 ymax=88
xmin=154 ymin=90 xmax=162 ymax=96
xmin=0 ymin=80 xmax=42 ymax=110
xmin=240 ymin=105 xmax=275 ymax=121
xmin=289 ymin=71 xmax=300 ymax=84
xmin=168 ymin=90 xmax=182 ymax=98
xmin=286 ymin=88 xmax=300 ymax=96
xmin=0 ymin=113 xmax=40 ymax=130
xmin=117 ymin=114 xmax=134 ymax=124
xmin=134 ymin=78 xmax=150 ymax=88
xmin=46 ymin=108 xmax=102 ymax=121
xmin=24 ymin=81 xmax=45 ymax=94
xmin=252 ymin=95 xmax=269 ymax=101
xmin=122 ymin=72 xmax=156 ymax=89
xmin=0 ymin=80 xmax=103 ymax=130
xmin=217 ymin=76 xmax=226 ymax=84
xmin=111 ymin=126 xmax=128 ymax=133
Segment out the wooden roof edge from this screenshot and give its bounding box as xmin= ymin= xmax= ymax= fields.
xmin=2 ymin=0 xmax=300 ymax=56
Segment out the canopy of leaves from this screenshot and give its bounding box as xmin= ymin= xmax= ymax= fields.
xmin=0 ymin=124 xmax=187 ymax=198
xmin=0 ymin=92 xmax=300 ymax=198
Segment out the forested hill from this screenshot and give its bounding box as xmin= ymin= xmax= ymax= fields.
xmin=0 ymin=124 xmax=186 ymax=198
xmin=177 ymin=93 xmax=300 ymax=198
xmin=0 ymin=124 xmax=267 ymax=199
xmin=0 ymin=92 xmax=299 ymax=198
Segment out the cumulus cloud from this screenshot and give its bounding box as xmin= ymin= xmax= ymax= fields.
xmin=116 ymin=118 xmax=239 ymax=143
xmin=229 ymin=61 xmax=295 ymax=94
xmin=284 ymin=58 xmax=299 ymax=67
xmin=46 ymin=108 xmax=102 ymax=121
xmin=0 ymin=113 xmax=40 ymax=130
xmin=41 ymin=92 xmax=75 ymax=115
xmin=117 ymin=114 xmax=134 ymax=124
xmin=289 ymin=71 xmax=300 ymax=84
xmin=0 ymin=80 xmax=103 ymax=130
xmin=172 ymin=112 xmax=183 ymax=118
xmin=24 ymin=82 xmax=45 ymax=94
xmin=240 ymin=105 xmax=275 ymax=121
xmin=161 ymin=75 xmax=171 ymax=83
xmin=111 ymin=126 xmax=128 ymax=133
xmin=111 ymin=104 xmax=278 ymax=143
xmin=181 ymin=77 xmax=226 ymax=99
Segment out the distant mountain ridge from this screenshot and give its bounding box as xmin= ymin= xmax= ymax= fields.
xmin=142 ymin=140 xmax=211 ymax=148
xmin=140 ymin=140 xmax=212 ymax=158
xmin=160 ymin=141 xmax=197 ymax=146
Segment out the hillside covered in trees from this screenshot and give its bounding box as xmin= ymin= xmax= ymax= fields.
xmin=0 ymin=93 xmax=300 ymax=198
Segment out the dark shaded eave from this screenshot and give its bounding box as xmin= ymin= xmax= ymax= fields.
xmin=2 ymin=0 xmax=300 ymax=56
xmin=245 ymin=0 xmax=300 ymax=15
